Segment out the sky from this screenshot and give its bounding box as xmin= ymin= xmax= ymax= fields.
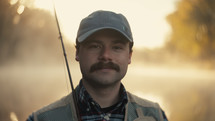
xmin=33 ymin=0 xmax=179 ymax=49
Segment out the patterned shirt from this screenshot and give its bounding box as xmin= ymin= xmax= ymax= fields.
xmin=76 ymin=81 xmax=128 ymax=121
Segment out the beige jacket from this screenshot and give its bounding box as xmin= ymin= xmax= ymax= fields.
xmin=33 ymin=92 xmax=165 ymax=121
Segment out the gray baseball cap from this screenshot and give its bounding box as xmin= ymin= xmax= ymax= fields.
xmin=76 ymin=10 xmax=133 ymax=43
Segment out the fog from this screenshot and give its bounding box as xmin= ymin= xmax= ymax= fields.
xmin=1 ymin=0 xmax=215 ymax=120
xmin=1 ymin=48 xmax=215 ymax=121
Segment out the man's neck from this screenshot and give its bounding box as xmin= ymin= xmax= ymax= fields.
xmin=82 ymin=80 xmax=121 ymax=108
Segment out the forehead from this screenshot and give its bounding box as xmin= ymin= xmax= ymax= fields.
xmin=83 ymin=29 xmax=129 ymax=44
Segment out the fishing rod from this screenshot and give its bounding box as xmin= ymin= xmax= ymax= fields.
xmin=52 ymin=2 xmax=81 ymax=121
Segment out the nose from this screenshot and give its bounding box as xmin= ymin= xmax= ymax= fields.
xmin=98 ymin=47 xmax=112 ymax=61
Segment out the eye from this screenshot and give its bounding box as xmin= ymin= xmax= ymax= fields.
xmin=112 ymin=44 xmax=125 ymax=51
xmin=88 ymin=43 xmax=102 ymax=49
xmin=113 ymin=46 xmax=122 ymax=50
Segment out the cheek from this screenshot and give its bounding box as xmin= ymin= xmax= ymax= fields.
xmin=79 ymin=59 xmax=91 ymax=74
xmin=117 ymin=54 xmax=131 ymax=70
xmin=121 ymin=52 xmax=132 ymax=64
xmin=78 ymin=53 xmax=96 ymax=69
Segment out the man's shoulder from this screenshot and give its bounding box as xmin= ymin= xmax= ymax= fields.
xmin=126 ymin=91 xmax=159 ymax=108
xmin=126 ymin=92 xmax=168 ymax=121
xmin=34 ymin=93 xmax=73 ymax=115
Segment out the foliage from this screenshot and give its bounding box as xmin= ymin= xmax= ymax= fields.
xmin=0 ymin=0 xmax=70 ymax=66
xmin=166 ymin=0 xmax=215 ymax=62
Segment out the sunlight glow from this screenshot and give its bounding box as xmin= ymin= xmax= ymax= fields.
xmin=10 ymin=0 xmax=18 ymax=5
xmin=17 ymin=5 xmax=25 ymax=14
xmin=33 ymin=0 xmax=53 ymax=11
xmin=31 ymin=0 xmax=177 ymax=49
xmin=10 ymin=112 xmax=18 ymax=121
xmin=134 ymin=91 xmax=170 ymax=118
xmin=13 ymin=15 xmax=20 ymax=24
xmin=135 ymin=91 xmax=163 ymax=105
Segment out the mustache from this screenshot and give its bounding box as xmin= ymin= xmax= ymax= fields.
xmin=90 ymin=62 xmax=120 ymax=72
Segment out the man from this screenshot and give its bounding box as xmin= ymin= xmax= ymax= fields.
xmin=27 ymin=10 xmax=168 ymax=121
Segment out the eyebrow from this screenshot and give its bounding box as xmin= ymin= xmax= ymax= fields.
xmin=82 ymin=38 xmax=129 ymax=46
xmin=82 ymin=39 xmax=102 ymax=45
xmin=112 ymin=39 xmax=128 ymax=44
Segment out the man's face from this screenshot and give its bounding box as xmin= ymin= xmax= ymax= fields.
xmin=76 ymin=29 xmax=132 ymax=88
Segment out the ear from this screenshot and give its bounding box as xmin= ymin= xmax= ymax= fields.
xmin=128 ymin=51 xmax=132 ymax=64
xmin=75 ymin=50 xmax=80 ymax=61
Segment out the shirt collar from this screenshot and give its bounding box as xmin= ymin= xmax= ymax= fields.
xmin=76 ymin=80 xmax=128 ymax=111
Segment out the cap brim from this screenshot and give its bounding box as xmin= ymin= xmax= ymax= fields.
xmin=77 ymin=27 xmax=133 ymax=43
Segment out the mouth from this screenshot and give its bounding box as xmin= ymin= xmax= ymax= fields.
xmin=90 ymin=62 xmax=120 ymax=72
xmin=96 ymin=68 xmax=115 ymax=73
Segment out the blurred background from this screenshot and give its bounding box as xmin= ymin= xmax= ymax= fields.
xmin=0 ymin=0 xmax=215 ymax=121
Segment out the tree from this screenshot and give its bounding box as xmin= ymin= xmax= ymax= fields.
xmin=166 ymin=0 xmax=215 ymax=62
xmin=0 ymin=0 xmax=67 ymax=66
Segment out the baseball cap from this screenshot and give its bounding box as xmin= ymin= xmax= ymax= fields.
xmin=76 ymin=10 xmax=133 ymax=43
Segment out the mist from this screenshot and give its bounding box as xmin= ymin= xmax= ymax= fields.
xmin=1 ymin=0 xmax=215 ymax=121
